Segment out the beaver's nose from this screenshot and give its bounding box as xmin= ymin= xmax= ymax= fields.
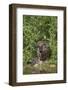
xmin=40 ymin=51 xmax=42 ymax=53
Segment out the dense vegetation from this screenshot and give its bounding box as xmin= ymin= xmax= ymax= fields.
xmin=23 ymin=15 xmax=57 ymax=74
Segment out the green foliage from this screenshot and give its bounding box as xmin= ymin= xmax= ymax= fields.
xmin=23 ymin=15 xmax=57 ymax=65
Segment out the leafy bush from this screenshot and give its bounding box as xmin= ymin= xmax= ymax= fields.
xmin=23 ymin=15 xmax=57 ymax=65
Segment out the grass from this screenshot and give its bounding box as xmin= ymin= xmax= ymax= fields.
xmin=23 ymin=61 xmax=57 ymax=74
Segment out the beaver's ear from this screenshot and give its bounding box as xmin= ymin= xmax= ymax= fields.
xmin=36 ymin=42 xmax=39 ymax=48
xmin=44 ymin=42 xmax=49 ymax=48
xmin=36 ymin=44 xmax=39 ymax=48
